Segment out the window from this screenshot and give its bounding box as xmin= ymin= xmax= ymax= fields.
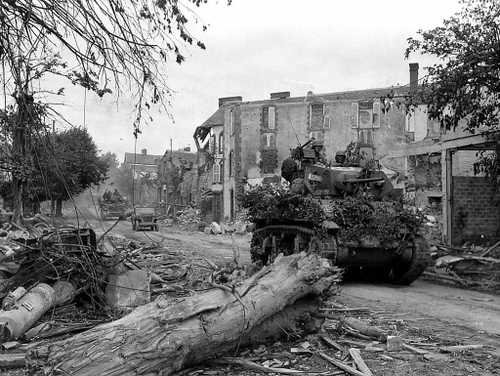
xmin=229 ymin=109 xmax=234 ymax=134
xmin=309 ymin=131 xmax=323 ymax=141
xmin=209 ymin=134 xmax=216 ymax=153
xmin=323 ymin=116 xmax=331 ymax=129
xmin=229 ymin=150 xmax=234 ymax=177
xmin=359 ymin=109 xmax=372 ymax=128
xmin=372 ymin=101 xmax=381 ymax=128
xmin=268 ymin=106 xmax=276 ymax=129
xmin=309 ymin=103 xmax=324 ymax=128
xmin=350 ymin=102 xmax=359 ymax=128
xmin=213 ymin=162 xmax=221 ymax=183
xmin=263 ymin=133 xmax=275 ymax=148
xmin=218 ymin=132 xmax=224 ymax=154
xmin=359 ymin=129 xmax=373 ymax=145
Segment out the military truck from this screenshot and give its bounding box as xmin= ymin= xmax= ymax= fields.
xmin=131 ymin=207 xmax=159 ymax=231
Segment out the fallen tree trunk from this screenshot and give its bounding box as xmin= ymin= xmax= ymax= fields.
xmin=32 ymin=252 xmax=340 ymax=375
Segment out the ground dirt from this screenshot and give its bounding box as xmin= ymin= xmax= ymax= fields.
xmin=106 ymin=220 xmax=500 ymax=376
xmin=3 ymin=217 xmax=499 ymax=375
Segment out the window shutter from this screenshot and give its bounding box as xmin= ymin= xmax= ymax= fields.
xmin=351 ymin=103 xmax=359 ymax=128
xmin=262 ymin=107 xmax=268 ymax=128
xmin=323 ymin=116 xmax=331 ymax=129
xmin=213 ymin=163 xmax=220 ymax=183
xmin=268 ymin=106 xmax=275 ymax=129
xmin=372 ymin=101 xmax=381 ymax=128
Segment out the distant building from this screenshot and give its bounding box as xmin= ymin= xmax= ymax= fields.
xmin=123 ymin=149 xmax=162 ymax=205
xmin=157 ymin=149 xmax=197 ymax=211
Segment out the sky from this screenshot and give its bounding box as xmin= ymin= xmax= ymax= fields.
xmin=56 ymin=0 xmax=462 ymax=161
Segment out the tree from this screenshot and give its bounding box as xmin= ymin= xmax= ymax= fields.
xmin=406 ymin=0 xmax=500 ymax=180
xmin=0 ymin=1 xmax=228 ymax=220
xmin=29 ymin=127 xmax=109 ymax=216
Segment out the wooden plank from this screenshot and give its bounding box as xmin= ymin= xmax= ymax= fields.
xmin=349 ymin=348 xmax=373 ymax=376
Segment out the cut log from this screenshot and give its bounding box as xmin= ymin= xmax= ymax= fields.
xmin=341 ymin=317 xmax=387 ymax=342
xmin=317 ymin=351 xmax=367 ymax=376
xmin=32 ymin=252 xmax=340 ymax=376
xmin=0 ymin=283 xmax=55 ymax=341
xmin=349 ymin=348 xmax=373 ymax=376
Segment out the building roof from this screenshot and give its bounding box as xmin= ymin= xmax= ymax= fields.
xmin=160 ymin=150 xmax=197 ymax=164
xmin=123 ymin=152 xmax=162 ymax=166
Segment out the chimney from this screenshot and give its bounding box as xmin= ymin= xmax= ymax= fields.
xmin=141 ymin=148 xmax=147 ymax=155
xmin=218 ymin=96 xmax=243 ymax=107
xmin=270 ymin=91 xmax=290 ymax=100
xmin=409 ymin=63 xmax=419 ymax=93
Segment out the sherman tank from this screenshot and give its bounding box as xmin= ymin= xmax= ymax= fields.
xmin=245 ymin=141 xmax=430 ymax=285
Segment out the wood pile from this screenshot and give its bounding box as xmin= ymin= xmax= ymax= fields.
xmin=425 ymin=241 xmax=500 ymax=291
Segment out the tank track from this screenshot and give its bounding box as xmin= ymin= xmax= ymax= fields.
xmin=388 ymin=235 xmax=431 ymax=285
xmin=250 ymin=224 xmax=334 ymax=265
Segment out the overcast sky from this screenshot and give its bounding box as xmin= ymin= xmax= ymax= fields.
xmin=57 ymin=0 xmax=461 ymax=161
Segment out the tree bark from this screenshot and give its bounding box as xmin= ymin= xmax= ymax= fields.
xmin=34 ymin=253 xmax=340 ymax=375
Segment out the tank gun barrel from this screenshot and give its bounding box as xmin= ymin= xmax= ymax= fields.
xmin=344 ymin=177 xmax=385 ymax=184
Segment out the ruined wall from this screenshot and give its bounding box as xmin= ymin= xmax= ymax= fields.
xmin=452 ymin=177 xmax=499 ymax=245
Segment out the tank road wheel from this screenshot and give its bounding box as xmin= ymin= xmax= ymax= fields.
xmin=250 ymin=225 xmax=316 ymax=266
xmin=387 ymin=235 xmax=431 ymax=285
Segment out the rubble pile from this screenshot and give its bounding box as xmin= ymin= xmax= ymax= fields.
xmin=105 ymin=234 xmax=226 ymax=298
xmin=175 ymin=206 xmax=202 ymax=230
xmin=425 ymin=241 xmax=500 ymax=291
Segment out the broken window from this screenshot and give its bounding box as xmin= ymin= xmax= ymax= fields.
xmin=263 ymin=133 xmax=275 ymax=148
xmin=350 ymin=102 xmax=359 ymax=128
xmin=209 ymin=134 xmax=216 ymax=154
xmin=372 ymin=101 xmax=381 ymax=128
xmin=218 ymin=132 xmax=224 ymax=154
xmin=268 ymin=106 xmax=276 ymax=129
xmin=359 ymin=129 xmax=373 ymax=145
xmin=229 ymin=109 xmax=234 ymax=135
xmin=262 ymin=106 xmax=276 ymax=130
xmin=309 ymin=104 xmax=324 ymax=129
xmin=309 ymin=131 xmax=323 ymax=141
xmin=323 ymin=116 xmax=331 ymax=129
xmin=213 ymin=162 xmax=221 ymax=183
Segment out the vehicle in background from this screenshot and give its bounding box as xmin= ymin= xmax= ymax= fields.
xmin=99 ymin=189 xmax=130 ymax=220
xmin=131 ymin=206 xmax=159 ymax=231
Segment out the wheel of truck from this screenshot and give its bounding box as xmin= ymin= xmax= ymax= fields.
xmin=154 ymin=225 xmax=159 ymax=231
xmin=132 ymin=221 xmax=137 ymax=231
xmin=386 ymin=236 xmax=431 ymax=285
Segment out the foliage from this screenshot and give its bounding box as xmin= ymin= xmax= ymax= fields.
xmin=326 ymin=197 xmax=425 ymax=244
xmin=28 ymin=127 xmax=109 ymax=202
xmin=0 ymin=0 xmax=230 ymax=131
xmin=242 ymin=184 xmax=424 ymax=245
xmin=241 ymin=184 xmax=326 ymax=226
xmin=406 ymin=0 xmax=500 ymax=180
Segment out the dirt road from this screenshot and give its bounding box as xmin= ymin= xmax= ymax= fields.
xmin=105 ymin=222 xmax=500 ymax=345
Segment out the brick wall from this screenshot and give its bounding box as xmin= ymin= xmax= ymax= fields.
xmin=452 ymin=176 xmax=500 ymax=245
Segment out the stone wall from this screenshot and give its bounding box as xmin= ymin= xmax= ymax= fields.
xmin=452 ymin=176 xmax=499 ymax=245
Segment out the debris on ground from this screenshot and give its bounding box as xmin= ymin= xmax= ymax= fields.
xmin=0 ymin=216 xmax=498 ymax=376
xmin=175 ymin=207 xmax=202 ymax=230
xmin=424 ymin=241 xmax=500 ymax=292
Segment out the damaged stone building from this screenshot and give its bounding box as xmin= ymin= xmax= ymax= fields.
xmin=390 ymin=114 xmax=499 ymax=245
xmin=193 ymin=66 xmax=421 ymax=224
xmin=193 ymin=63 xmax=499 ymax=246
